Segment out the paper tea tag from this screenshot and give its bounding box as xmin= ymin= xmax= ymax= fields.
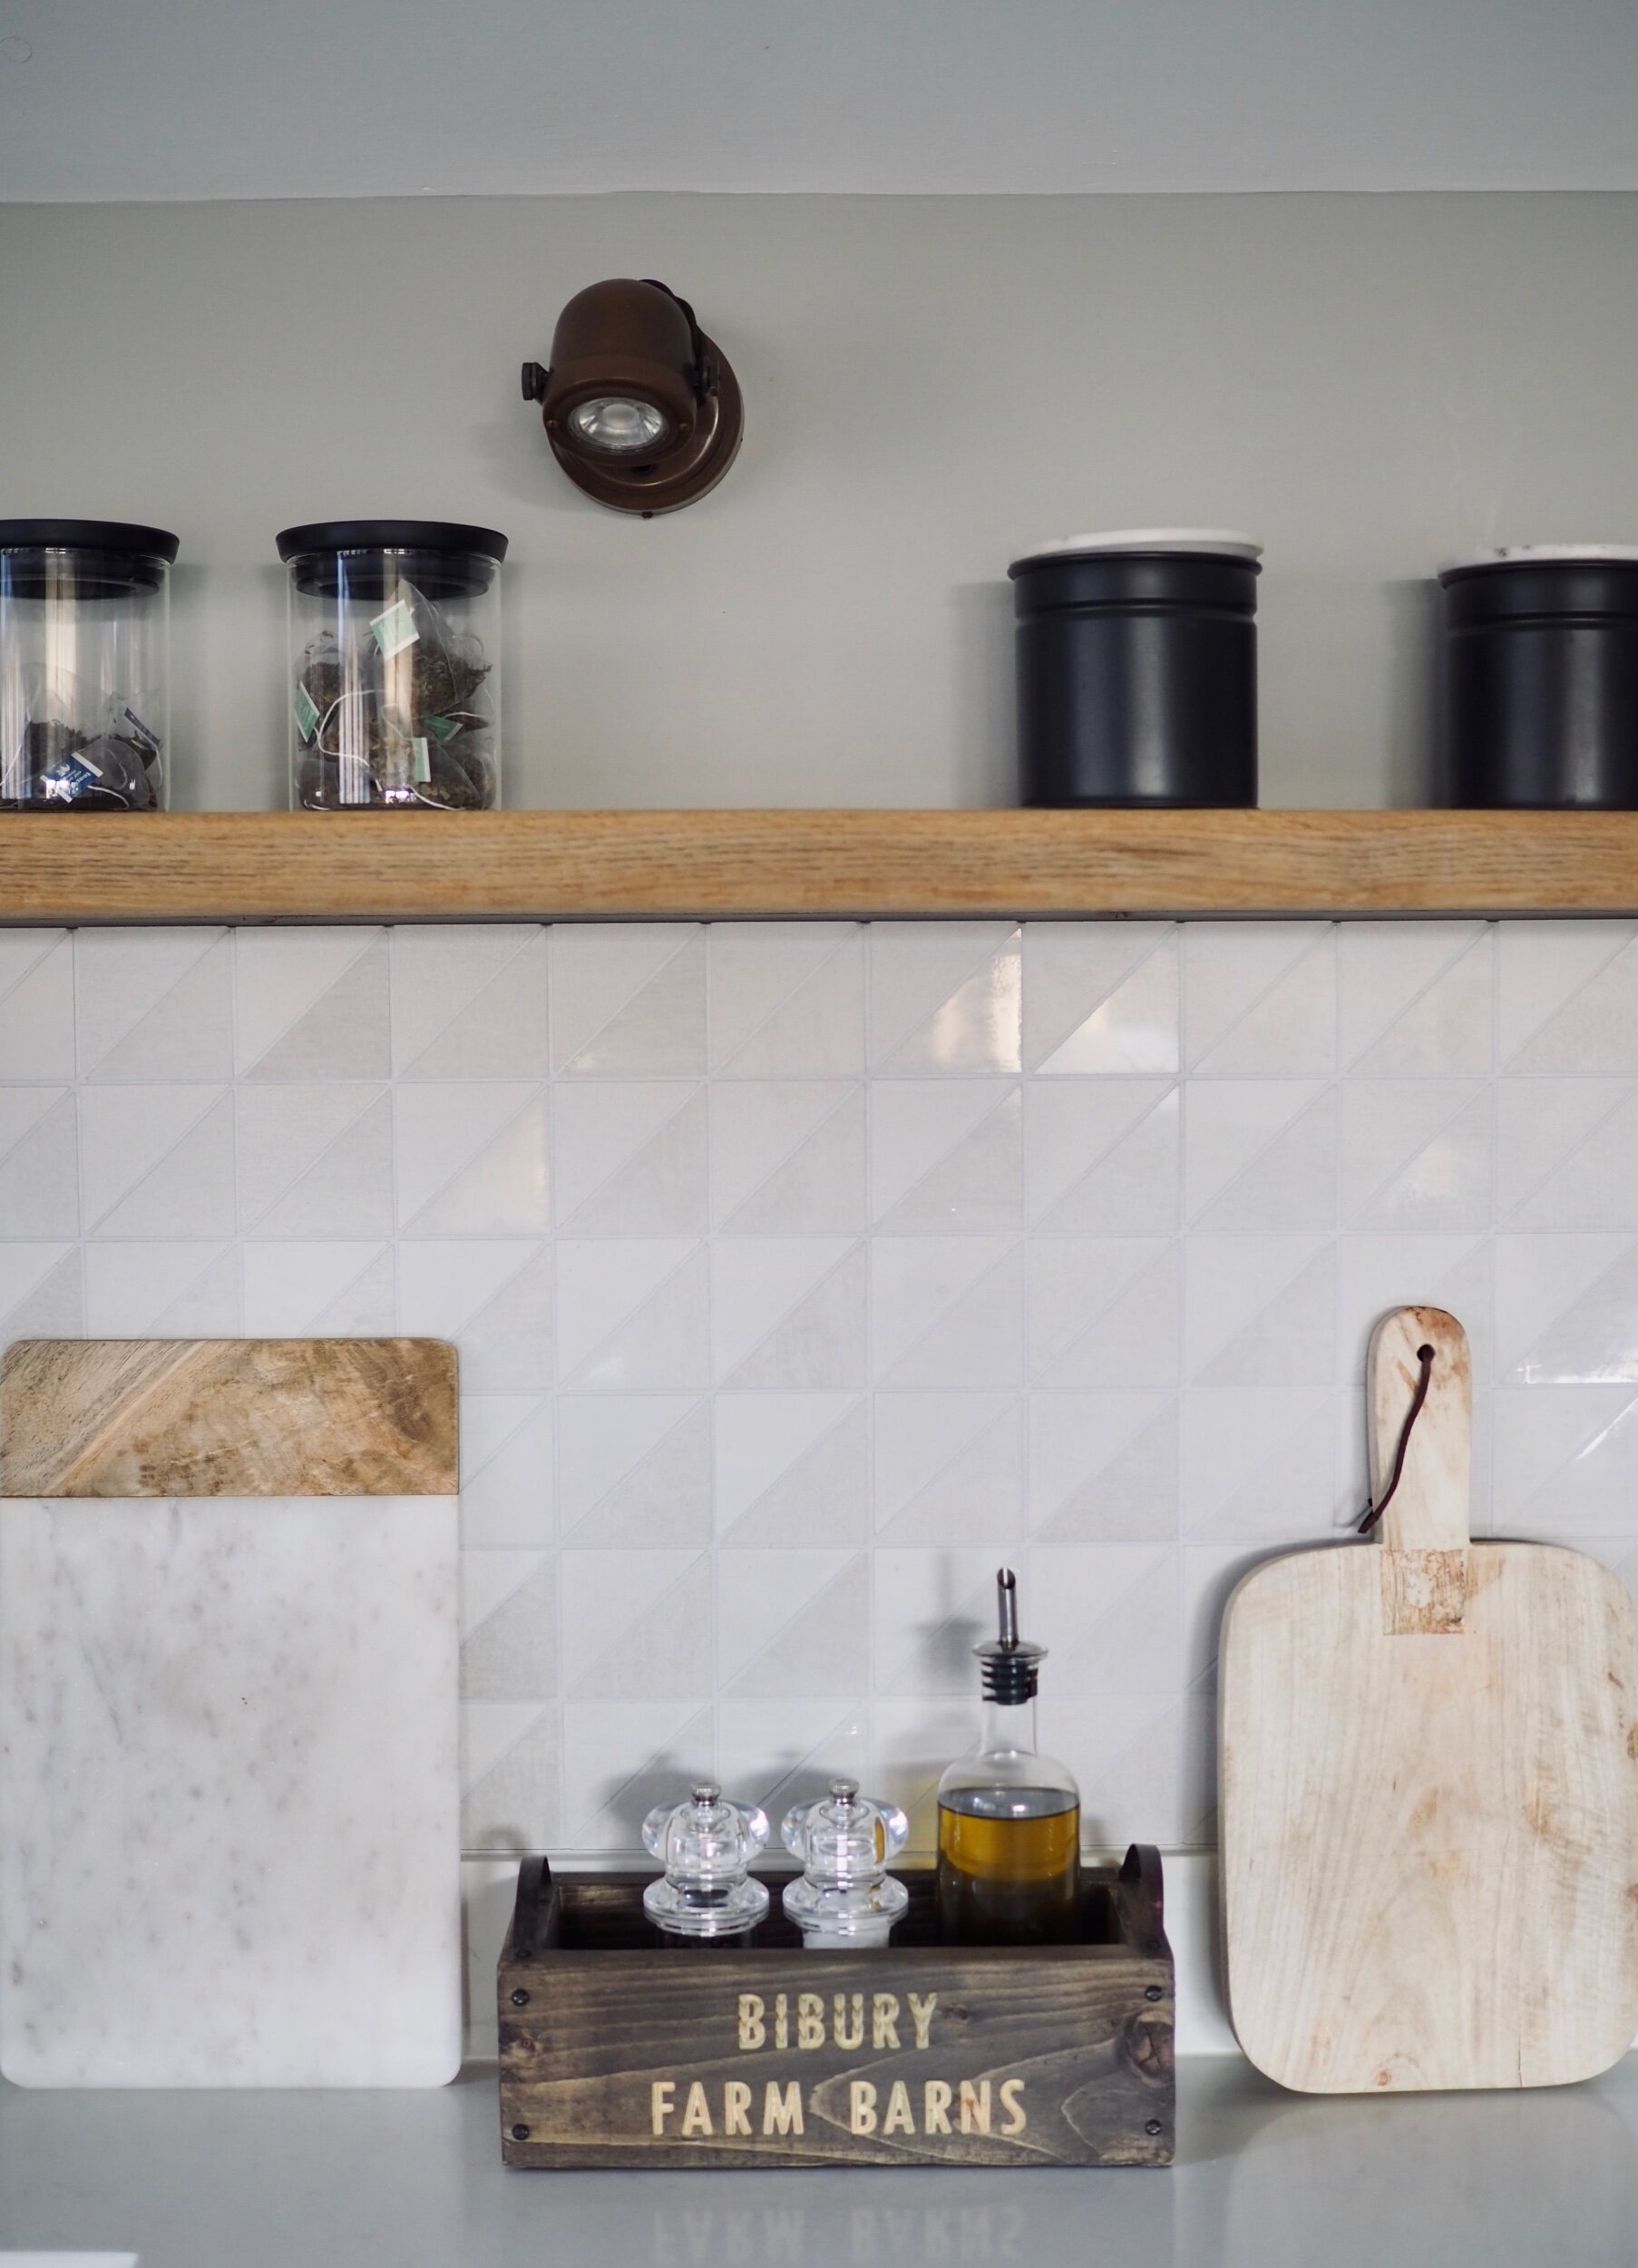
xmin=122 ymin=705 xmax=162 ymax=758
xmin=423 ymin=712 xmax=461 ymax=743
xmin=370 ymin=599 xmax=420 ymax=659
xmin=412 ymin=737 xmax=431 ymax=784
xmin=293 ymin=680 xmax=320 ymax=742
xmin=44 ymin=755 xmax=102 ymax=800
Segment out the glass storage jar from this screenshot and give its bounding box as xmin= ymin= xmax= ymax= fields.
xmin=278 ymin=520 xmax=506 ymax=812
xmin=0 ymin=519 xmax=177 ymax=811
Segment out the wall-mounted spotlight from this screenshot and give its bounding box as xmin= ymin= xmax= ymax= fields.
xmin=521 ymin=279 xmax=743 ymax=516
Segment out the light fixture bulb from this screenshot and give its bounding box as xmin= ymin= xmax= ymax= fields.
xmin=567 ymin=396 xmax=670 ymax=456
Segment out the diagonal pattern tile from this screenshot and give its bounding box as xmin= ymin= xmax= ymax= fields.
xmin=561 ymin=1701 xmax=712 ymax=1851
xmin=716 ymin=1238 xmax=867 ymax=1389
xmin=719 ymin=1552 xmax=870 ymax=1697
xmin=711 ymin=924 xmax=865 ymax=1076
xmin=870 ymin=924 xmax=1021 ymax=1074
xmin=1186 ymin=1083 xmax=1336 ymax=1232
xmin=459 ymin=1396 xmax=553 ymax=1549
xmin=0 ymin=1242 xmax=81 ymax=1340
xmin=0 ymin=1089 xmax=77 ymax=1237
xmin=461 ymin=1554 xmax=556 ymax=1703
xmin=1024 ymin=923 xmax=1178 ymax=1074
xmin=392 ymin=925 xmax=547 ymax=1079
xmin=1503 ymin=924 xmax=1638 ymax=1071
xmin=873 ymin=1391 xmax=1023 ymax=1544
xmin=1027 ymin=1080 xmax=1178 ymax=1235
xmin=0 ymin=931 xmax=73 ymax=1080
xmin=552 ymin=926 xmax=706 ymax=1075
xmin=1337 ymin=922 xmax=1489 ymax=1072
xmin=239 ymin=933 xmax=390 ymax=1080
xmin=715 ymin=1393 xmax=865 ymax=1544
xmin=555 ymin=1085 xmax=707 ymax=1236
xmin=462 ymin=1705 xmax=560 ymax=1852
xmin=558 ymin=1395 xmax=711 ymax=1548
xmin=77 ymin=929 xmax=233 ymax=1082
xmin=559 ymin=1242 xmax=709 ymax=1393
xmin=874 ymin=1084 xmax=1022 ymax=1234
xmin=1029 ymin=1238 xmax=1180 ymax=1389
xmin=1029 ymin=1390 xmax=1179 ymax=1543
xmin=237 ymin=1084 xmax=392 ymax=1237
xmin=1185 ymin=923 xmax=1334 ymax=1076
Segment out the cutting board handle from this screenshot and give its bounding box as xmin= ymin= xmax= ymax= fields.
xmin=1367 ymin=1306 xmax=1471 ymax=1633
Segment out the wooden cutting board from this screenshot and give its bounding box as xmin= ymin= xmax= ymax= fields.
xmin=0 ymin=1337 xmax=462 ymax=2088
xmin=1221 ymin=1305 xmax=1638 ymax=2094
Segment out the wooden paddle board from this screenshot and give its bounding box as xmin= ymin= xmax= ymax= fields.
xmin=1221 ymin=1305 xmax=1638 ymax=2093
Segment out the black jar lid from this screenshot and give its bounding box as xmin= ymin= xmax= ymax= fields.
xmin=0 ymin=519 xmax=179 ymax=598
xmin=277 ymin=520 xmax=507 ymax=601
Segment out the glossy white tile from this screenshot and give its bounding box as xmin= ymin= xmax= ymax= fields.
xmin=709 ymin=1080 xmax=864 ymax=1232
xmin=1185 ymin=1080 xmax=1335 ymax=1230
xmin=1027 ymin=1078 xmax=1178 ymax=1235
xmin=11 ymin=909 xmax=1638 ymax=1877
xmin=551 ymin=925 xmax=706 ymax=1076
xmin=1185 ymin=923 xmax=1334 ymax=1077
xmin=873 ymin=1390 xmax=1024 ymax=1544
xmin=1024 ymin=923 xmax=1179 ymax=1076
xmin=553 ymin=1082 xmax=706 ymax=1236
xmin=1028 ymin=1389 xmax=1179 ymax=1543
xmin=872 ymin=1079 xmax=1022 ymax=1232
xmin=558 ymin=1393 xmax=711 ymax=1548
xmin=0 ymin=932 xmax=73 ymax=1082
xmin=235 ymin=929 xmax=390 ymax=1080
xmin=709 ymin=924 xmax=865 ymax=1076
xmin=392 ymin=925 xmax=548 ymax=1080
xmin=870 ymin=923 xmax=1021 ymax=1075
xmin=76 ymin=928 xmax=232 ymax=1083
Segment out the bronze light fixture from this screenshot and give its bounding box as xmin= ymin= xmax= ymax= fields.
xmin=522 ymin=279 xmax=743 ymax=516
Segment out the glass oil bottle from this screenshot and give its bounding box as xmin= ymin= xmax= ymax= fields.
xmin=937 ymin=1569 xmax=1081 ymax=1945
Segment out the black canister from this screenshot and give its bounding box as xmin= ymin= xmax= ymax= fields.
xmin=1440 ymin=549 xmax=1638 ymax=808
xmin=1009 ymin=533 xmax=1261 ymax=807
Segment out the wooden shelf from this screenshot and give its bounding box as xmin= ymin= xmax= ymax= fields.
xmin=3 ymin=808 xmax=1638 ymax=924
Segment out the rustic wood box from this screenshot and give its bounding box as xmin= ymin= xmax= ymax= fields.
xmin=497 ymin=1843 xmax=1173 ymax=2169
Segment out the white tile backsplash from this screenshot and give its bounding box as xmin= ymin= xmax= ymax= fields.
xmin=5 ymin=915 xmax=1638 ymax=1885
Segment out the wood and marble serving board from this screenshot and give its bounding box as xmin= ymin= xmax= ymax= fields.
xmin=0 ymin=1337 xmax=462 ymax=2089
xmin=1220 ymin=1306 xmax=1638 ymax=2095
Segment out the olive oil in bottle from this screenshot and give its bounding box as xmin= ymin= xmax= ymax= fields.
xmin=937 ymin=1569 xmax=1080 ymax=1945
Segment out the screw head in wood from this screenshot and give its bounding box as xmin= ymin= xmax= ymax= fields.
xmin=512 ymin=2124 xmax=531 ymax=2141
xmin=1145 ymin=2120 xmax=1163 ymax=2136
xmin=511 ymin=1988 xmax=530 ymax=2007
xmin=1145 ymin=1984 xmax=1163 ymax=2001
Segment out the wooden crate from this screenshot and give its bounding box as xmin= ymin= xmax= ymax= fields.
xmin=497 ymin=1844 xmax=1173 ymax=2169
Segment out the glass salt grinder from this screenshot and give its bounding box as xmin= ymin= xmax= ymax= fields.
xmin=936 ymin=1569 xmax=1082 ymax=1946
xmin=781 ymin=1779 xmax=911 ymax=1950
xmin=642 ymin=1782 xmax=771 ymax=1946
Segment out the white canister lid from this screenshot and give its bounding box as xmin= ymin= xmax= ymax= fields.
xmin=1010 ymin=528 xmax=1263 ymax=574
xmin=1439 ymin=543 xmax=1638 ymax=577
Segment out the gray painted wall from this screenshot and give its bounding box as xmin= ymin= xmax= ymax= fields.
xmin=2 ymin=192 xmax=1636 ymax=813
xmin=4 ymin=0 xmax=1637 ymax=199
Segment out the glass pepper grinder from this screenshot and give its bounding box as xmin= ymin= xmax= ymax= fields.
xmin=781 ymin=1779 xmax=911 ymax=1950
xmin=642 ymin=1782 xmax=770 ymax=1946
xmin=937 ymin=1569 xmax=1081 ymax=1946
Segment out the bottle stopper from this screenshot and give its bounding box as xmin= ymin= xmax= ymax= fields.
xmin=641 ymin=1781 xmax=771 ymax=1940
xmin=973 ymin=1566 xmax=1047 ymax=1705
xmin=781 ymin=1778 xmax=911 ymax=1950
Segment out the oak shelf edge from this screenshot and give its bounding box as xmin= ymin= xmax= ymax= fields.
xmin=2 ymin=808 xmax=1636 ymax=924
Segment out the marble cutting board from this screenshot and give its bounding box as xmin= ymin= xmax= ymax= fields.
xmin=0 ymin=1337 xmax=462 ymax=2088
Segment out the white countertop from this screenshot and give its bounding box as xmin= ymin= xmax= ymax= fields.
xmin=5 ymin=2056 xmax=1638 ymax=2267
